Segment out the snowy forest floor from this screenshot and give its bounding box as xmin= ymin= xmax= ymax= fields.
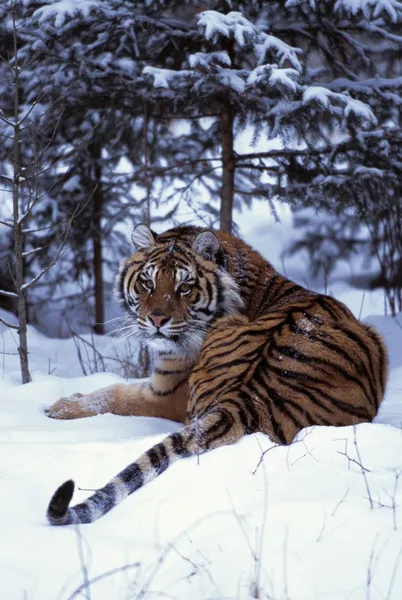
xmin=1 ymin=210 xmax=402 ymax=600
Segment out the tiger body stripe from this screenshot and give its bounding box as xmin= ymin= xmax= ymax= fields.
xmin=46 ymin=225 xmax=388 ymax=525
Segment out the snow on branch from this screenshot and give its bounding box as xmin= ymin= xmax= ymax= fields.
xmin=197 ymin=11 xmax=257 ymax=47
xmin=334 ymin=0 xmax=402 ymax=21
xmin=189 ymin=52 xmax=231 ymax=70
xmin=302 ymin=87 xmax=377 ymax=126
xmin=353 ymin=166 xmax=385 ymax=178
xmin=143 ymin=8 xmax=378 ymax=144
xmin=286 ymin=0 xmax=402 ymax=21
xmin=216 ymin=70 xmax=246 ymax=93
xmin=143 ymin=66 xmax=196 ymax=89
xmin=22 ymin=246 xmax=44 ymax=258
xmin=144 ymin=11 xmax=303 ymax=98
xmin=256 ymin=34 xmax=303 ymax=73
xmin=33 ymin=0 xmax=100 ymax=27
xmin=248 ymin=65 xmax=300 ymax=95
xmin=197 ymin=11 xmax=302 ymax=72
xmin=0 ymin=289 xmax=18 ymax=298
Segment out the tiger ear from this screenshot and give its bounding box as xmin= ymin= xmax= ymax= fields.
xmin=131 ymin=224 xmax=157 ymax=250
xmin=192 ymin=230 xmax=221 ymax=262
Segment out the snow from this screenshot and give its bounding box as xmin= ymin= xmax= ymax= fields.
xmin=354 ymin=165 xmax=385 ymax=177
xmin=33 ymin=0 xmax=99 ymax=27
xmin=63 ymin=174 xmax=81 ymax=192
xmin=343 ymin=96 xmax=378 ymax=125
xmin=286 ymin=0 xmax=402 ymax=21
xmin=334 ymin=0 xmax=402 ymax=21
xmin=188 ymin=51 xmax=231 ymax=70
xmin=197 ymin=11 xmax=257 ymax=47
xmin=302 ymin=87 xmax=377 ymax=125
xmin=216 ymin=69 xmax=246 ymax=93
xmin=256 ymin=34 xmax=303 ymax=72
xmin=143 ymin=66 xmax=195 ymax=89
xmin=248 ymin=65 xmax=300 ymax=94
xmin=1 ymin=217 xmax=402 ymax=598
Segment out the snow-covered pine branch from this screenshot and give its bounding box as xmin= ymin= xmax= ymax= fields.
xmin=144 ymin=10 xmax=377 ymax=139
xmin=286 ymin=0 xmax=402 ymax=22
xmin=302 ymin=87 xmax=377 ymax=126
xmin=0 ymin=289 xmax=18 ymax=298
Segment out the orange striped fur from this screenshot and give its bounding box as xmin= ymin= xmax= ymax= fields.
xmin=46 ymin=225 xmax=387 ymax=525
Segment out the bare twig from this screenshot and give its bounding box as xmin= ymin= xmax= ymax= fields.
xmin=9 ymin=6 xmax=30 ymax=383
xmin=252 ymin=437 xmax=270 ymax=598
xmin=0 ymin=317 xmax=19 ymax=330
xmin=336 ymin=430 xmax=373 ymax=508
xmin=0 ymin=289 xmax=18 ymax=298
xmin=283 ymin=524 xmax=290 ymax=600
xmin=353 ymin=426 xmax=374 ymax=509
xmin=331 ymin=487 xmax=350 ymax=517
xmin=359 ymin=290 xmax=366 ymax=320
xmin=72 ymin=521 xmax=92 ymax=600
xmin=20 ymin=203 xmax=78 ymax=291
xmin=252 ymin=444 xmax=278 ymax=475
xmin=67 ymin=562 xmax=140 ymax=600
xmin=386 ymin=544 xmax=402 ymax=600
xmin=366 ymin=534 xmax=379 ymax=600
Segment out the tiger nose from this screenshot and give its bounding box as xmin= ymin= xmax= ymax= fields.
xmin=148 ymin=309 xmax=169 ymax=328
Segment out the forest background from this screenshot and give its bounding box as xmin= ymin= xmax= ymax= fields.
xmin=1 ymin=0 xmax=402 ymax=383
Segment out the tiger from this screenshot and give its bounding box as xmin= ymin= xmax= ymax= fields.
xmin=45 ymin=224 xmax=388 ymax=526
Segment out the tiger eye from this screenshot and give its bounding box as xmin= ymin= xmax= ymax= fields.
xmin=179 ymin=283 xmax=191 ymax=295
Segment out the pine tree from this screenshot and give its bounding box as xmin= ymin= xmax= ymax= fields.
xmin=142 ymin=2 xmax=402 ymax=313
xmin=143 ymin=8 xmax=380 ymax=233
xmin=1 ymin=0 xmax=212 ymax=331
xmin=267 ymin=0 xmax=402 ymax=313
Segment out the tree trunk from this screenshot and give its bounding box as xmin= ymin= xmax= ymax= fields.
xmin=143 ymin=106 xmax=151 ymax=227
xmin=14 ymin=212 xmax=30 ymax=382
xmin=92 ymin=150 xmax=105 ymax=335
xmin=12 ymin=10 xmax=30 ymax=383
xmin=219 ymin=99 xmax=235 ymax=233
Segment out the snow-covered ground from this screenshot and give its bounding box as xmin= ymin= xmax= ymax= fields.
xmin=1 ymin=213 xmax=402 ymax=600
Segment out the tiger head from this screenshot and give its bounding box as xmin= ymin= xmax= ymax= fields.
xmin=116 ymin=224 xmax=243 ymax=358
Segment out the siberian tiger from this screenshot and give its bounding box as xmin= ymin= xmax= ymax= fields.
xmin=46 ymin=224 xmax=388 ymax=525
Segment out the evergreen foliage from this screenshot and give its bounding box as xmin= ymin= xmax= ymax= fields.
xmin=1 ymin=0 xmax=402 ymax=336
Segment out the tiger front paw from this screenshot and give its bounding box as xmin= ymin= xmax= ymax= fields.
xmin=45 ymin=393 xmax=96 ymax=420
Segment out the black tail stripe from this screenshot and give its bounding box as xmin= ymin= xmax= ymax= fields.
xmin=118 ymin=462 xmax=144 ymax=493
xmin=171 ymin=432 xmax=193 ymax=458
xmin=73 ymin=504 xmax=93 ymax=524
xmin=147 ymin=443 xmax=170 ymax=475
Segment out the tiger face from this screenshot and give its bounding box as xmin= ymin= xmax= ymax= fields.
xmin=117 ymin=224 xmax=243 ymax=358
